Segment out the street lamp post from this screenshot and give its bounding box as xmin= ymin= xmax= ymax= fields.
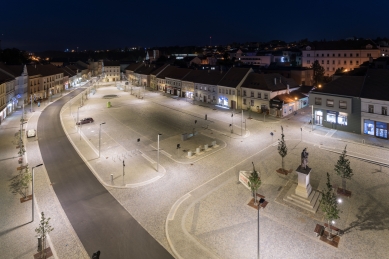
xmin=77 ymin=107 xmax=80 ymax=125
xmin=257 ymin=198 xmax=265 ymax=259
xmin=157 ymin=133 xmax=162 ymax=172
xmin=31 ymin=163 xmax=43 ymax=222
xmin=241 ymin=110 xmax=243 ymax=136
xmin=99 ymin=122 xmax=106 ymax=158
xmin=122 ymin=160 xmax=125 ymax=183
xmin=311 ymin=105 xmax=314 ymax=131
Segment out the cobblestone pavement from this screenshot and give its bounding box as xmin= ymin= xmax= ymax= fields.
xmin=3 ymin=80 xmax=389 ymax=259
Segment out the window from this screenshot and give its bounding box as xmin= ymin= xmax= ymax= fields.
xmin=327 ymin=67 xmax=329 ymax=71
xmin=195 ymin=93 xmax=198 ymax=97
xmin=327 ymin=54 xmax=329 ymax=57
xmin=322 ymin=54 xmax=324 ymax=57
xmin=367 ymin=53 xmax=371 ymax=57
xmin=327 ymin=60 xmax=329 ymax=64
xmin=219 ymin=88 xmax=221 ymax=93
xmin=332 ymin=54 xmax=335 ymax=57
xmin=376 ymin=121 xmax=388 ymax=138
xmin=229 ymin=89 xmax=231 ymax=95
xmin=356 ymin=61 xmax=359 ymax=65
xmin=326 ymin=99 xmax=334 ymax=107
xmin=350 ymin=60 xmax=353 ymax=65
xmin=321 ymin=60 xmax=324 ymax=64
xmin=368 ymin=105 xmax=374 ymax=113
xmin=315 ymin=97 xmax=322 ymax=105
xmin=232 ymin=90 xmax=235 ymax=95
xmin=332 ymin=60 xmax=335 ymax=64
xmin=339 ymin=100 xmax=347 ymax=109
xmin=338 ymin=60 xmax=341 ymax=64
xmin=251 ymin=100 xmax=254 ymax=106
xmin=338 ymin=114 xmax=348 ymax=125
xmin=316 ymin=54 xmax=319 ymax=57
xmin=382 ymin=106 xmax=387 ymax=115
xmin=327 ymin=113 xmax=336 ymax=123
xmin=350 ymin=53 xmax=353 ymax=57
xmin=344 ymin=61 xmax=347 ymax=65
xmin=258 ymin=92 xmax=261 ymax=98
xmin=307 ymin=54 xmax=310 ymax=57
xmin=356 ymin=53 xmax=359 ymax=57
xmin=204 ymin=86 xmax=207 ymax=91
xmin=243 ymin=90 xmax=246 ymax=96
xmin=264 ymin=93 xmax=268 ymax=99
xmin=243 ymin=99 xmax=246 ymax=105
xmin=338 ymin=53 xmax=341 ymax=57
xmin=344 ymin=53 xmax=347 ymax=57
xmin=251 ymin=91 xmax=254 ymax=97
xmin=307 ymin=60 xmax=310 ymax=64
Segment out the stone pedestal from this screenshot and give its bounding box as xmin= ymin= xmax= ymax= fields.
xmin=295 ymin=165 xmax=312 ymax=198
xmin=283 ymin=166 xmax=321 ymax=213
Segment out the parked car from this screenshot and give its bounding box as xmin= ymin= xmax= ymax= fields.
xmin=76 ymin=117 xmax=94 ymax=125
xmin=27 ymin=129 xmax=36 ymax=138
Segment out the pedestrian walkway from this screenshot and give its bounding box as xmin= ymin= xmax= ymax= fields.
xmin=0 ymin=90 xmax=89 ymax=258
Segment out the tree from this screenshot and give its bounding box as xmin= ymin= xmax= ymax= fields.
xmin=320 ymin=173 xmax=340 ymax=240
xmin=311 ymin=60 xmax=325 ymax=85
xmin=248 ymin=162 xmax=262 ymax=205
xmin=334 ymin=67 xmax=345 ymax=75
xmin=18 ymin=139 xmax=25 ymax=157
xmin=277 ymin=126 xmax=287 ymax=171
xmin=9 ymin=164 xmax=31 ymax=199
xmin=35 ymin=212 xmax=54 ymax=259
xmin=334 ymin=145 xmax=353 ymax=194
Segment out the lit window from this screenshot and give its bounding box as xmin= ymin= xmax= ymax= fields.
xmin=382 ymin=106 xmax=387 ymax=115
xmin=339 ymin=101 xmax=347 ymax=109
xmin=315 ymin=97 xmax=322 ymax=105
xmin=326 ymin=99 xmax=334 ymax=107
xmin=368 ymin=105 xmax=374 ymax=113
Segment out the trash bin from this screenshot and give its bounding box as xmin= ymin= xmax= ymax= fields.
xmin=107 ymin=101 xmax=111 ymax=108
xmin=37 ymin=237 xmax=42 ymax=252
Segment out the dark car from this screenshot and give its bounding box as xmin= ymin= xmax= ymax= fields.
xmin=76 ymin=117 xmax=94 ymax=125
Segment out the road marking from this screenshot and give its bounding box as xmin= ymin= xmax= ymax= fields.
xmin=167 ymin=193 xmax=191 ymax=221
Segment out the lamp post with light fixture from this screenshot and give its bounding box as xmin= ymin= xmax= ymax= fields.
xmin=31 ymin=163 xmax=43 ymax=222
xmin=99 ymin=122 xmax=106 ymax=158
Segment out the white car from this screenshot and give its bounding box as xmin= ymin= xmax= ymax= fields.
xmin=27 ymin=129 xmax=36 ymax=138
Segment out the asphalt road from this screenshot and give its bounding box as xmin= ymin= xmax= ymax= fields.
xmin=37 ymin=88 xmax=173 ymax=259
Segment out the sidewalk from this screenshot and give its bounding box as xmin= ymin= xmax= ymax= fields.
xmin=0 ymin=90 xmax=89 ymax=259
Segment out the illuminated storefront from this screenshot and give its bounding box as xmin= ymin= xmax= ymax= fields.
xmin=363 ymin=119 xmax=388 ymax=139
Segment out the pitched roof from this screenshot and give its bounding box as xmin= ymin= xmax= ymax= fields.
xmin=311 ymin=76 xmax=365 ymax=97
xmin=272 ymin=91 xmax=307 ymax=104
xmin=0 ymin=70 xmax=15 ymax=84
xmin=0 ymin=63 xmax=24 ymax=77
xmin=125 ymin=63 xmax=143 ymax=71
xmin=134 ymin=64 xmax=159 ymax=75
xmin=26 ymin=64 xmax=64 ymax=77
xmin=241 ymin=73 xmax=298 ymax=91
xmin=306 ymin=39 xmax=378 ymax=50
xmin=104 ymin=61 xmax=120 ymax=67
xmin=151 ymin=64 xmax=169 ymax=76
xmin=360 ymin=69 xmax=389 ymax=101
xmin=157 ymin=66 xmax=191 ymax=80
xmin=182 ymin=70 xmax=225 ymax=85
xmin=62 ymin=66 xmax=77 ymax=77
xmin=218 ymin=67 xmax=251 ymax=88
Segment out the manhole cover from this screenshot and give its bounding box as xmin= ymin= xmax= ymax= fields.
xmin=103 ymin=95 xmax=119 ymax=99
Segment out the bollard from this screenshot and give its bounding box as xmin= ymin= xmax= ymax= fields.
xmin=196 ymin=147 xmax=200 ymax=154
xmin=110 ymin=174 xmax=113 ymax=183
xmin=188 ymin=151 xmax=192 ymax=157
xmin=212 ymin=141 xmax=216 ymax=146
xmin=204 ymin=144 xmax=208 ymax=150
xmin=362 ymin=139 xmax=365 ymax=144
xmin=37 ymin=237 xmax=42 ymax=252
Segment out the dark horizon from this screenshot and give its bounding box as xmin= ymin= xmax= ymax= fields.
xmin=2 ymin=0 xmax=389 ymax=52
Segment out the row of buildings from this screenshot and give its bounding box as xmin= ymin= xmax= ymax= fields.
xmin=0 ymin=60 xmax=122 ymax=124
xmin=125 ymin=64 xmax=310 ymax=118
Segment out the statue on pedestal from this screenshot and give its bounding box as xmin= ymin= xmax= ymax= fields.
xmin=301 ymin=148 xmax=309 ymax=169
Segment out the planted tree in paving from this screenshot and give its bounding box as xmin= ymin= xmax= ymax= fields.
xmin=277 ymin=126 xmax=288 ymax=171
xmin=35 ymin=212 xmax=54 ymax=259
xmin=9 ymin=164 xmax=31 ymax=200
xmin=334 ymin=145 xmax=353 ymax=194
xmin=320 ymin=173 xmax=340 ymax=240
xmin=248 ymin=162 xmax=261 ymax=205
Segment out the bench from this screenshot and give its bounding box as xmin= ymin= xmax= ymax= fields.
xmin=324 ymin=223 xmax=342 ymax=235
xmin=314 ymin=224 xmax=325 ymax=237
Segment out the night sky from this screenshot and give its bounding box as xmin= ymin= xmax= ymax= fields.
xmin=2 ymin=0 xmax=389 ymax=51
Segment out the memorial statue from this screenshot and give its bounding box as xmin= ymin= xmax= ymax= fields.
xmin=301 ymin=148 xmax=309 ymax=169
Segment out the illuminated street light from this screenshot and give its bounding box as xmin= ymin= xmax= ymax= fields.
xmin=99 ymin=123 xmax=106 ymax=158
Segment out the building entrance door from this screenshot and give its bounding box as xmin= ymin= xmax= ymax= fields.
xmin=316 ymin=114 xmax=322 ymax=125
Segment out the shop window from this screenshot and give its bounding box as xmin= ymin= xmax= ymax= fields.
xmin=337 ymin=114 xmax=347 ymax=125
xmin=315 ymin=97 xmax=322 ymax=105
xmin=339 ymin=101 xmax=347 ymax=109
xmin=326 ymin=99 xmax=334 ymax=107
xmin=327 ymin=113 xmax=336 ymax=123
xmin=376 ymin=121 xmax=388 ymax=138
xmin=364 ymin=120 xmax=375 ymax=135
xmin=368 ymin=105 xmax=374 ymax=113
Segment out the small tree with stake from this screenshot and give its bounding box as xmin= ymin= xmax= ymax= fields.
xmin=35 ymin=212 xmax=54 ymax=259
xmin=320 ymin=173 xmax=340 ymax=240
xmin=248 ymin=162 xmax=261 ymax=205
xmin=334 ymin=145 xmax=353 ymax=195
xmin=277 ymin=126 xmax=288 ymax=172
xmin=9 ymin=164 xmax=31 ymax=200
